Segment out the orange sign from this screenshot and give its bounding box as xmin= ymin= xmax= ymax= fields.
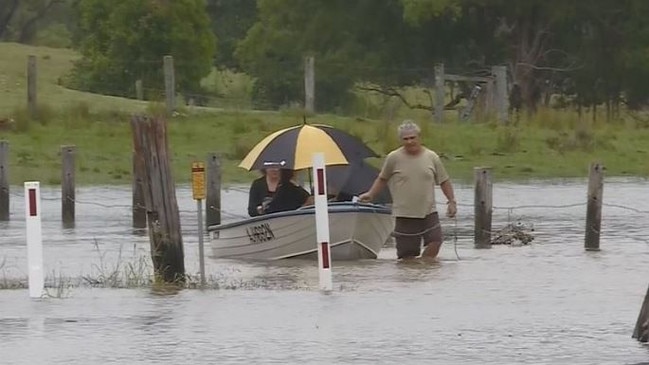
xmin=191 ymin=161 xmax=206 ymax=200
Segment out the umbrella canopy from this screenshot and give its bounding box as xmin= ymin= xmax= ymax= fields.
xmin=238 ymin=124 xmax=379 ymax=171
xmin=326 ymin=160 xmax=392 ymax=204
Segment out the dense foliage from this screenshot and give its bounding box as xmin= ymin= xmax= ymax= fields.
xmin=66 ymin=0 xmax=216 ymax=98
xmin=3 ymin=0 xmax=649 ymax=114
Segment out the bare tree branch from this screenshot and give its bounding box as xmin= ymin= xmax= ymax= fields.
xmin=516 ymin=61 xmax=583 ymax=72
xmin=356 ymin=85 xmax=433 ymax=111
xmin=625 ymin=110 xmax=649 ymax=124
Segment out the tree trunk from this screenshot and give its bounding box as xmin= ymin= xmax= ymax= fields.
xmin=0 ymin=0 xmax=19 ymax=40
xmin=511 ymin=11 xmax=549 ymax=116
xmin=130 ymin=114 xmax=185 ymax=283
xmin=18 ymin=0 xmax=62 ymax=44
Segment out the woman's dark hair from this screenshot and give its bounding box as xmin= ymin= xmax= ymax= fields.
xmin=280 ymin=169 xmax=294 ymax=183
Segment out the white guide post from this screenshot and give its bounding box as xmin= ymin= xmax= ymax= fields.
xmin=24 ymin=181 xmax=44 ymax=298
xmin=312 ymin=153 xmax=332 ymax=292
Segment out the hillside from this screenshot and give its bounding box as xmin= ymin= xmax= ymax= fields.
xmin=0 ymin=43 xmax=154 ymax=114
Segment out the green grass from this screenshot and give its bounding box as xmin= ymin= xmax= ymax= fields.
xmin=1 ymin=42 xmax=648 ymax=186
xmin=0 ymin=43 xmax=153 ymax=114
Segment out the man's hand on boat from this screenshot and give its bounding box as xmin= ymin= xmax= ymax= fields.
xmin=358 ymin=192 xmax=373 ymax=203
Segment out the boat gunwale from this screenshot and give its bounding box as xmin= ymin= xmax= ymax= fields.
xmin=207 ymin=202 xmax=392 ymax=231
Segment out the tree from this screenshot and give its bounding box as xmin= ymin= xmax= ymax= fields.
xmin=0 ymin=0 xmax=74 ymax=44
xmin=236 ymin=0 xmax=433 ymax=111
xmin=235 ymin=0 xmax=649 ymax=115
xmin=0 ymin=0 xmax=19 ymax=40
xmin=69 ymin=0 xmax=216 ymax=99
xmin=401 ymin=0 xmax=580 ymax=114
xmin=205 ymin=0 xmax=257 ymax=70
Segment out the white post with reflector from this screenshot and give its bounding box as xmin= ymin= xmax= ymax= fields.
xmin=312 ymin=153 xmax=332 ymax=292
xmin=24 ymin=181 xmax=44 ymax=298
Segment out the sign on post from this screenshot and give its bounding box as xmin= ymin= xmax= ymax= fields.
xmin=312 ymin=153 xmax=333 ymax=292
xmin=191 ymin=162 xmax=206 ymax=286
xmin=24 ymin=181 xmax=44 ymax=298
xmin=192 ymin=162 xmax=206 ymax=200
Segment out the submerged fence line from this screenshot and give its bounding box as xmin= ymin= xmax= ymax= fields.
xmin=0 ymin=141 xmax=647 ymax=249
xmin=7 ymin=190 xmax=244 ymax=221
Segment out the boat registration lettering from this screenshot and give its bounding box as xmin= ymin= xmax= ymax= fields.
xmin=246 ymin=223 xmax=275 ymax=243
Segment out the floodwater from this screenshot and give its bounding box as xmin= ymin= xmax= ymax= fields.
xmin=1 ymin=178 xmax=649 ymax=365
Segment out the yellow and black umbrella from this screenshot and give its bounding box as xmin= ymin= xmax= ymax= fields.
xmin=239 ymin=124 xmax=378 ymax=171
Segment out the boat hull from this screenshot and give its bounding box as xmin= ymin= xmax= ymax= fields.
xmin=207 ymin=203 xmax=394 ymax=260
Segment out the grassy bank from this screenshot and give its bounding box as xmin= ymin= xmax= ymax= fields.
xmin=2 ymin=107 xmax=648 ymax=186
xmin=1 ymin=42 xmax=648 ymax=186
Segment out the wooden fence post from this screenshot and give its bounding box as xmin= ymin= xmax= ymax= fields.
xmin=434 ymin=63 xmax=445 ymax=123
xmin=61 ymin=145 xmax=76 ymax=228
xmin=206 ymin=153 xmax=221 ymax=229
xmin=163 ymin=55 xmax=175 ymax=115
xmin=132 ymin=150 xmax=146 ymax=229
xmin=135 ymin=79 xmax=144 ymax=101
xmin=0 ymin=140 xmax=8 ymax=221
xmin=27 ymin=55 xmax=37 ymax=119
xmin=633 ymin=284 xmax=649 ymax=342
xmin=585 ymin=162 xmax=604 ymax=251
xmin=492 ymin=65 xmax=509 ymax=124
xmin=130 ymin=114 xmax=185 ymax=282
xmin=304 ymin=56 xmax=315 ymax=114
xmin=484 ymin=79 xmax=494 ymax=117
xmin=474 ymin=167 xmax=493 ymax=248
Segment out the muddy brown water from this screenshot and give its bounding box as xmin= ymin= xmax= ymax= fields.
xmin=1 ymin=178 xmax=649 ymax=364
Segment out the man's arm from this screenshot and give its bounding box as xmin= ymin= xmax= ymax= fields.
xmin=440 ymin=179 xmax=455 ymax=203
xmin=359 ymin=177 xmax=388 ymax=202
xmin=440 ymin=179 xmax=457 ymax=218
xmin=360 ymin=153 xmax=394 ymax=202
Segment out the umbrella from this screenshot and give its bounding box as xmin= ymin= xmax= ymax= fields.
xmin=326 ymin=160 xmax=392 ymax=204
xmin=238 ymin=124 xmax=379 ymax=171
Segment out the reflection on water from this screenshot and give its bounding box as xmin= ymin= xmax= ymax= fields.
xmin=1 ymin=178 xmax=649 ymax=364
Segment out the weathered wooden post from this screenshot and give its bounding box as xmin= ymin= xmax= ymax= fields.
xmin=304 ymin=56 xmax=315 ymax=114
xmin=585 ymin=162 xmax=604 ymax=251
xmin=27 ymin=55 xmax=37 ymax=119
xmin=484 ymin=79 xmax=494 ymax=117
xmin=132 ymin=150 xmax=146 ymax=229
xmin=163 ymin=55 xmax=175 ymax=115
xmin=434 ymin=63 xmax=445 ymax=123
xmin=61 ymin=145 xmax=76 ymax=228
xmin=633 ymin=284 xmax=649 ymax=342
xmin=205 ymin=153 xmax=221 ymax=229
xmin=130 ymin=114 xmax=185 ymax=283
xmin=0 ymin=140 xmax=8 ymax=221
xmin=474 ymin=167 xmax=492 ymax=248
xmin=492 ymin=65 xmax=509 ymax=124
xmin=135 ymin=79 xmax=144 ymax=101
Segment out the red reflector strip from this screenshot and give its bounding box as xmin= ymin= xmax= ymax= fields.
xmin=29 ymin=188 xmax=37 ymax=216
xmin=321 ymin=242 xmax=330 ymax=269
xmin=317 ymin=168 xmax=325 ymax=196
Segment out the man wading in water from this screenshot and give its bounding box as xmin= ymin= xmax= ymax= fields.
xmin=359 ymin=120 xmax=457 ymax=261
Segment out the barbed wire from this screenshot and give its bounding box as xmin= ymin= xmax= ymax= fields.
xmin=493 ymin=202 xmax=586 ymax=210
xmin=6 ymin=190 xmax=649 ymax=215
xmin=602 ymin=203 xmax=649 ymax=214
xmin=24 ymin=57 xmax=476 ymax=74
xmin=3 ymin=57 xmax=500 ymax=113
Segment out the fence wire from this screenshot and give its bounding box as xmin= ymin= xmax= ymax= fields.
xmin=7 ymin=189 xmax=649 ymax=218
xmin=4 ymin=189 xmax=648 ymax=246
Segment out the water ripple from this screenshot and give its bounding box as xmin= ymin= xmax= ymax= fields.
xmin=1 ymin=181 xmax=648 ymax=364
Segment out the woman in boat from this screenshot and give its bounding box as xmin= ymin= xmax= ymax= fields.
xmin=264 ymin=169 xmax=311 ymax=214
xmin=247 ymin=167 xmax=281 ymax=217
